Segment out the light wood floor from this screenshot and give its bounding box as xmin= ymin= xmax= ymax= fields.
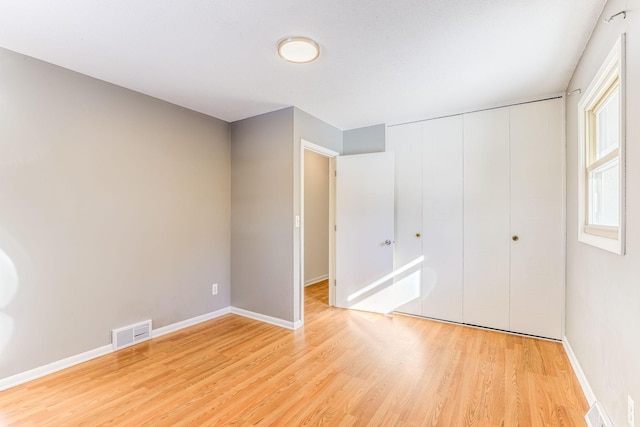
xmin=0 ymin=280 xmax=587 ymax=426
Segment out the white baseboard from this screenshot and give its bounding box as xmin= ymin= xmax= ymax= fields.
xmin=152 ymin=307 xmax=231 ymax=338
xmin=230 ymin=307 xmax=297 ymax=330
xmin=563 ymin=336 xmax=596 ymax=405
xmin=0 ymin=344 xmax=112 ymax=392
xmin=0 ymin=307 xmax=232 ymax=392
xmin=305 ymin=275 xmax=328 ymax=286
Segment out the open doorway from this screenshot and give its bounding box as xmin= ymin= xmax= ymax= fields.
xmin=300 ymin=140 xmax=338 ymax=324
xmin=303 ymin=150 xmax=330 ymax=317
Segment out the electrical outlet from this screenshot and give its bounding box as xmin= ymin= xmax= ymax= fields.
xmin=629 ymin=395 xmax=635 ymax=426
xmin=212 ymin=283 xmax=218 ymax=295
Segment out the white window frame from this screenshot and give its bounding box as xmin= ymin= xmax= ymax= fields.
xmin=577 ymin=34 xmax=626 ymax=254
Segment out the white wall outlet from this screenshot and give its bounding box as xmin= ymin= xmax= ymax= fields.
xmin=629 ymin=395 xmax=635 ymax=426
xmin=212 ymin=283 xmax=218 ymax=295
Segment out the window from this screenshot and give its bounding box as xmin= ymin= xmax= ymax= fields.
xmin=578 ymin=35 xmax=625 ymax=254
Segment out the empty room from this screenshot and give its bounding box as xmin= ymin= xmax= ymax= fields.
xmin=0 ymin=0 xmax=638 ymax=425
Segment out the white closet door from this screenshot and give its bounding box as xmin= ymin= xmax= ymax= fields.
xmin=422 ymin=116 xmax=463 ymax=322
xmin=463 ymin=108 xmax=511 ymax=330
xmin=387 ymin=123 xmax=423 ymax=315
xmin=509 ymin=99 xmax=564 ymax=339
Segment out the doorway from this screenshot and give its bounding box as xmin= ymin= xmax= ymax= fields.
xmin=300 ymin=140 xmax=338 ymax=324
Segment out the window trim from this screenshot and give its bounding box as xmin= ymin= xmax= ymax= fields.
xmin=577 ymin=34 xmax=626 ymax=254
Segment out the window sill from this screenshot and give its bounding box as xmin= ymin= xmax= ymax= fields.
xmin=578 ymin=226 xmax=623 ymax=254
xmin=584 ymin=224 xmax=618 ymax=239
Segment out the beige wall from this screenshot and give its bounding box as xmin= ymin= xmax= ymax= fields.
xmin=0 ymin=48 xmax=231 ymax=379
xmin=565 ymin=0 xmax=639 ymax=425
xmin=304 ymin=151 xmax=329 ymax=285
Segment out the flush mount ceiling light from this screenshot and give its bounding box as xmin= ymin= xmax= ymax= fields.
xmin=277 ymin=37 xmax=320 ymax=63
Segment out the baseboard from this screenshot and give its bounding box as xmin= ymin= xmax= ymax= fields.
xmin=0 ymin=344 xmax=112 ymax=392
xmin=305 ymin=275 xmax=328 ymax=286
xmin=563 ymin=336 xmax=597 ymax=405
xmin=231 ymin=307 xmax=297 ymax=330
xmin=152 ymin=306 xmax=231 ymax=338
xmin=0 ymin=307 xmax=232 ymax=392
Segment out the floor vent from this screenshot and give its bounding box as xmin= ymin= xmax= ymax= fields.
xmin=585 ymin=402 xmax=613 ymax=427
xmin=112 ymin=320 xmax=152 ymax=351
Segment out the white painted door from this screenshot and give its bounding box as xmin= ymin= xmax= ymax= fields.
xmin=335 ymin=152 xmax=395 ymax=314
xmin=463 ymin=108 xmax=511 ymax=331
xmin=509 ymin=99 xmax=564 ymax=339
xmin=422 ymin=115 xmax=464 ymax=323
xmin=387 ymin=123 xmax=423 ymax=316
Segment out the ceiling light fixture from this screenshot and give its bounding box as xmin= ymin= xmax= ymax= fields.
xmin=277 ymin=37 xmax=320 ymax=63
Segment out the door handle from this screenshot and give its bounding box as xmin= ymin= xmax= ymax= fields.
xmin=385 ymin=240 xmax=393 ymax=245
xmin=512 ymin=235 xmax=519 ymax=242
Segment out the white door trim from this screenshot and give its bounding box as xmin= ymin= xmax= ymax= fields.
xmin=303 ymin=140 xmax=339 ymax=158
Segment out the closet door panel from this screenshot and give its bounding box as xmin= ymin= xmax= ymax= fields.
xmin=387 ymin=123 xmax=423 ymax=315
xmin=422 ymin=115 xmax=464 ymax=323
xmin=509 ymin=99 xmax=564 ymax=339
xmin=463 ymin=108 xmax=511 ymax=330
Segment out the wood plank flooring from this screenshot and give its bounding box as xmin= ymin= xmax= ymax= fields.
xmin=0 ymin=280 xmax=588 ymax=426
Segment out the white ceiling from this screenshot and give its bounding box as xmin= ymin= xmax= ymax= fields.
xmin=0 ymin=0 xmax=606 ymax=130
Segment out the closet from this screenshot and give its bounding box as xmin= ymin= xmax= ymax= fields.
xmin=388 ymin=97 xmax=564 ymax=339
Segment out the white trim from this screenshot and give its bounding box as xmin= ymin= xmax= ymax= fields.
xmin=577 ymin=34 xmax=626 ymax=255
xmin=328 ymin=156 xmax=336 ymax=308
xmin=388 ymin=92 xmax=564 ymax=127
xmin=0 ymin=344 xmax=113 ymax=392
xmin=302 ymin=139 xmax=339 ymax=157
xmin=561 ymin=96 xmax=567 ymax=338
xmin=152 ymin=307 xmax=231 ymax=338
xmin=0 ymin=307 xmax=232 ymax=392
xmin=231 ymin=307 xmax=299 ymax=330
xmin=562 ymin=336 xmax=596 ymax=405
xmin=305 ymin=274 xmax=329 ymax=286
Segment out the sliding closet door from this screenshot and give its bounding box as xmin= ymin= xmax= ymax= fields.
xmin=463 ymin=108 xmax=510 ymax=330
xmin=422 ymin=115 xmax=463 ymax=323
xmin=509 ymin=99 xmax=564 ymax=339
xmin=387 ymin=123 xmax=423 ymax=315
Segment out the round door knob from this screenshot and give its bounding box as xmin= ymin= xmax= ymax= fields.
xmin=512 ymin=235 xmax=519 ymax=242
xmin=385 ymin=240 xmax=392 ymax=245
xmin=416 ymin=233 xmax=421 ymax=238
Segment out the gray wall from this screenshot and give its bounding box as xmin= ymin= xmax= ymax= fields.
xmin=343 ymin=124 xmax=386 ymax=155
xmin=0 ymin=48 xmax=231 ymax=379
xmin=565 ymin=1 xmax=639 ymax=425
xmin=294 ymin=108 xmax=343 ymax=155
xmin=304 ymin=151 xmax=329 ymax=285
xmin=230 ymin=108 xmax=295 ymax=321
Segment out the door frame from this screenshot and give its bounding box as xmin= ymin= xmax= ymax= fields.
xmin=299 ymin=139 xmax=339 ymax=326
